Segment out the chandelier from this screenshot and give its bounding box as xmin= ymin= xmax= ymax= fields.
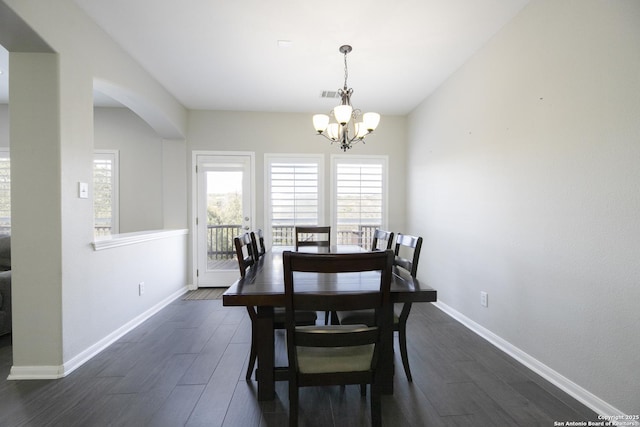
xmin=312 ymin=45 xmax=380 ymax=151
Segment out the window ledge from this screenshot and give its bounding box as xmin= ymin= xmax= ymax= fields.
xmin=92 ymin=229 xmax=188 ymax=251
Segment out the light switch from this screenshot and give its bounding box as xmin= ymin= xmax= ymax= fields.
xmin=78 ymin=182 xmax=89 ymax=199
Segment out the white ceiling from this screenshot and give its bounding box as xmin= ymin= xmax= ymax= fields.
xmin=2 ymin=0 xmax=529 ymax=114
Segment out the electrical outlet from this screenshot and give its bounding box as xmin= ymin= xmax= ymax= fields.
xmin=480 ymin=291 xmax=488 ymax=307
xmin=138 ymin=282 xmax=145 ymax=296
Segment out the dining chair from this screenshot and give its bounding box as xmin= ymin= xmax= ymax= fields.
xmin=390 ymin=233 xmax=422 ymax=382
xmin=233 ymin=233 xmax=256 ymax=277
xmin=371 ymin=229 xmax=394 ymax=251
xmin=283 ymin=249 xmax=394 ymax=427
xmin=295 ymin=225 xmax=333 ymax=324
xmin=236 ymin=233 xmax=317 ymax=381
xmin=250 ymin=229 xmax=266 ymax=260
xmin=234 ymin=233 xmax=260 ymax=379
xmin=294 ymin=225 xmax=330 ymax=250
xmin=337 ymin=233 xmax=423 ymax=382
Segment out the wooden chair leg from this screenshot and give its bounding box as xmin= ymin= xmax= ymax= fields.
xmin=324 ymin=310 xmax=338 ymax=325
xmin=245 ymin=307 xmax=258 ymax=381
xmin=398 ymin=322 xmax=413 ymax=382
xmin=246 ymin=341 xmax=257 ymax=380
xmin=330 ymin=311 xmax=339 ymax=325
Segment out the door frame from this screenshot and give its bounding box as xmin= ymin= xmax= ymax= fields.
xmin=191 ymin=150 xmax=255 ymax=288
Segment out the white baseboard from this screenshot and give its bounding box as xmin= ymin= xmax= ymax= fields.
xmin=433 ymin=301 xmax=634 ymax=422
xmin=7 ymin=365 xmax=65 ymax=380
xmin=7 ymin=286 xmax=189 ymax=381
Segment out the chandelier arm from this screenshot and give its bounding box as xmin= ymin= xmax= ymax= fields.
xmin=345 ymin=133 xmax=359 ymax=144
xmin=315 ymin=132 xmax=334 ymax=142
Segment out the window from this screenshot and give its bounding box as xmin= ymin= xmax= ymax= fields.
xmin=0 ymin=149 xmax=9 ymax=235
xmin=332 ymin=155 xmax=388 ymax=248
xmin=94 ymin=150 xmax=119 ymax=236
xmin=265 ymin=154 xmax=324 ymax=246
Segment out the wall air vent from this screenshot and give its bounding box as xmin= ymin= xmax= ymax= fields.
xmin=321 ymin=90 xmax=340 ymax=99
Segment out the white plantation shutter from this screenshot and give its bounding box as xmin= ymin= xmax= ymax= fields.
xmin=0 ymin=149 xmax=10 ymax=235
xmin=333 ymin=156 xmax=387 ymax=248
xmin=93 ymin=150 xmax=119 ymax=236
xmin=266 ymin=155 xmax=324 ymax=246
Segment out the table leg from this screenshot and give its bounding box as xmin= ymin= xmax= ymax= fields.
xmin=256 ymin=306 xmax=275 ymax=400
xmin=379 ymin=307 xmax=395 ymax=394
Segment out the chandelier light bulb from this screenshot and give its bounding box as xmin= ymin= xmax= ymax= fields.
xmin=363 ymin=112 xmax=380 ymax=132
xmin=313 ymin=114 xmax=330 ymax=133
xmin=333 ymin=105 xmax=353 ymax=125
xmin=327 ymin=123 xmax=341 ymax=141
xmin=355 ymin=122 xmax=368 ymax=139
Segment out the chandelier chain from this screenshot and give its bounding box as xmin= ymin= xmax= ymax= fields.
xmin=343 ymin=50 xmax=349 ymax=89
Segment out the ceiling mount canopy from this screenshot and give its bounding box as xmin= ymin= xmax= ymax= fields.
xmin=312 ymin=45 xmax=380 ymax=152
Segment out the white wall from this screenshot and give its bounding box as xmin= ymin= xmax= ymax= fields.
xmin=162 ymin=138 xmax=188 ymax=230
xmin=10 ymin=52 xmax=65 ymax=368
xmin=407 ymin=0 xmax=640 ymax=415
xmin=94 ymin=107 xmax=164 ymax=232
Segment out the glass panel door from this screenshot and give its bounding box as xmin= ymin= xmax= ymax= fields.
xmin=196 ymin=154 xmax=253 ymax=286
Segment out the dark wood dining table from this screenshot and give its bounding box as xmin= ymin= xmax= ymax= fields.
xmin=222 ymin=245 xmax=437 ymax=401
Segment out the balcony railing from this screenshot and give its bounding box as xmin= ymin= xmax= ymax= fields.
xmin=207 ymin=224 xmax=242 ymax=260
xmin=92 ymin=224 xmax=380 ymax=259
xmin=272 ymin=224 xmax=379 ymax=250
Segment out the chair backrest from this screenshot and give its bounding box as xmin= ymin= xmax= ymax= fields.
xmin=294 ymin=226 xmax=330 ymax=250
xmin=256 ymin=229 xmax=266 ymax=255
xmin=371 ymin=229 xmax=394 ymax=251
xmin=250 ymin=229 xmax=266 ymax=260
xmin=233 ymin=233 xmax=255 ymax=277
xmin=394 ymin=233 xmax=423 ymax=277
xmin=283 ymin=249 xmax=394 ymax=369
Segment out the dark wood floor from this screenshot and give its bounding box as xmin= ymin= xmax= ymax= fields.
xmin=0 ymin=298 xmax=598 ymax=426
